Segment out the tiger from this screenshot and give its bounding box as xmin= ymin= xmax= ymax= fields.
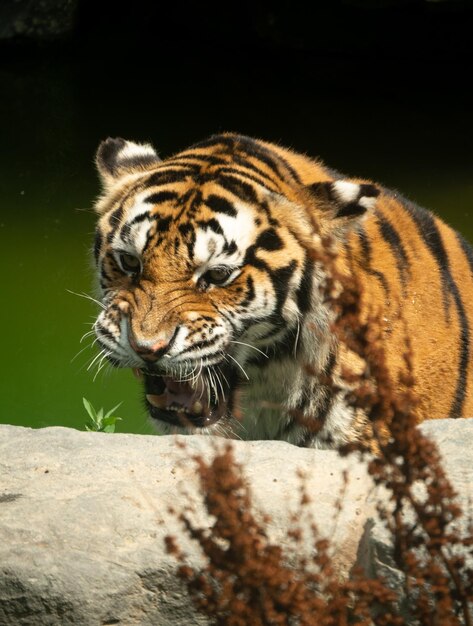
xmin=91 ymin=133 xmax=473 ymax=448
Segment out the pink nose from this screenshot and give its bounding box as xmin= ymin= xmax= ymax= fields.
xmin=128 ymin=334 xmax=169 ymax=362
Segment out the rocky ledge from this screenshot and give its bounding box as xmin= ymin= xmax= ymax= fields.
xmin=0 ymin=420 xmax=472 ymax=625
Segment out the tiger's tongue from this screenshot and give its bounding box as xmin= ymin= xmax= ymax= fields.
xmin=164 ymin=377 xmax=198 ymax=407
xmin=147 ymin=376 xmax=204 ymax=413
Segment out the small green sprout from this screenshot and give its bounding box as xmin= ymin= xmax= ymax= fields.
xmin=83 ymin=397 xmax=122 ymax=433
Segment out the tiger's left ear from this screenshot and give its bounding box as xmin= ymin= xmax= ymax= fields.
xmin=309 ymin=180 xmax=380 ymax=220
xmin=95 ymin=137 xmax=161 ymax=190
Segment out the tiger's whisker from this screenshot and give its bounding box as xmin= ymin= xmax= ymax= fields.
xmin=226 ymin=354 xmax=250 ymax=381
xmin=230 ymin=340 xmax=269 ymax=358
xmin=67 ymin=289 xmax=106 ymax=310
xmin=87 ymin=349 xmax=107 ymax=372
xmin=80 ymin=330 xmax=97 ymax=344
xmin=93 ymin=352 xmax=112 ymax=382
xmin=71 ymin=340 xmax=99 ymax=364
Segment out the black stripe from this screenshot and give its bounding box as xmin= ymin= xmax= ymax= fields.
xmin=232 ymin=252 xmax=297 ymax=336
xmin=143 ymin=227 xmax=157 ymax=253
xmin=146 ymin=169 xmax=191 ymax=186
xmin=108 ymin=204 xmax=124 ymax=229
xmin=258 ymin=199 xmax=279 ymax=225
xmin=128 ymin=212 xmax=151 ymax=227
xmin=190 ymin=133 xmax=300 ymax=185
xmin=272 ymin=152 xmax=303 ymax=185
xmin=405 ymin=200 xmax=470 ymax=416
xmin=451 ymin=294 xmax=470 ymax=416
xmin=358 ymin=184 xmax=380 ymax=198
xmin=240 ymin=275 xmax=256 ymax=307
xmin=119 ymin=212 xmax=152 ymax=243
xmin=168 ymin=153 xmax=228 ymax=167
xmin=223 ymin=240 xmax=237 ymax=254
xmin=243 ymin=244 xmax=268 ymax=272
xmin=215 ymin=173 xmax=260 ymax=203
xmin=309 ymin=181 xmax=334 ymax=201
xmin=255 ymin=228 xmax=283 ymax=251
xmin=93 ymin=230 xmax=102 ymax=264
xmin=218 ymin=309 xmax=240 ymax=335
xmin=118 ymin=165 xmax=194 ymax=206
xmin=103 ymin=251 xmax=120 ymax=275
xmin=456 ymin=231 xmax=473 ymax=276
xmin=296 ymin=255 xmax=314 ymax=314
xmin=100 ymin=265 xmax=114 ymax=285
xmin=174 ymin=189 xmax=202 ymax=221
xmin=404 ymin=201 xmax=452 ymax=315
xmin=145 ymin=190 xmax=178 ymax=204
xmin=218 ymin=167 xmax=278 ymax=195
xmin=230 ymin=156 xmax=282 ymax=188
xmin=156 ymin=216 xmax=172 ymax=233
xmin=196 ymin=218 xmax=225 ymax=236
xmin=271 ymin=261 xmax=298 ymax=312
xmin=336 ymin=201 xmax=367 ymax=218
xmin=231 ymin=134 xmax=303 ymax=185
xmin=357 ymin=230 xmax=390 ymax=294
xmin=162 ymin=136 xmax=292 ymax=204
xmin=178 ymin=223 xmax=193 ymax=237
xmin=376 ymin=212 xmax=410 ymax=287
xmin=178 ymin=334 xmax=223 ymax=356
xmin=96 ymin=321 xmax=117 ymax=345
xmin=149 ymin=162 xmax=198 ymax=173
xmin=119 ymin=222 xmax=132 ymax=244
xmin=178 ymin=222 xmax=196 ymax=257
xmin=205 ymin=194 xmax=237 ymax=217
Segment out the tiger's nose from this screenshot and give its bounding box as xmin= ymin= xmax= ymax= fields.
xmin=128 ymin=333 xmax=170 ymax=362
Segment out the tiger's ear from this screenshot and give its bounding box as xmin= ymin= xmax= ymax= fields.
xmin=95 ymin=137 xmax=161 ymax=189
xmin=309 ymin=180 xmax=380 ymax=220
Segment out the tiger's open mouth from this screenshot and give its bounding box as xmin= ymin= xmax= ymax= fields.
xmin=139 ymin=367 xmax=233 ymax=429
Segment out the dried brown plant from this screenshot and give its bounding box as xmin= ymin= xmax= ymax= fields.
xmin=166 ymin=443 xmax=401 ymax=625
xmin=311 ymin=233 xmax=473 ymax=624
xmin=165 ymin=231 xmax=473 ymax=625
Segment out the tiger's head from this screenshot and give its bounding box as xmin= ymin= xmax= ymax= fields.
xmin=91 ymin=134 xmax=379 ymax=435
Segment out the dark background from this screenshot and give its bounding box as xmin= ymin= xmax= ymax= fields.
xmin=1 ymin=0 xmax=472 ymax=432
xmin=2 ymin=0 xmax=472 ymax=172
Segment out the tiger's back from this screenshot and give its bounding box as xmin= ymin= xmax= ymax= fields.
xmin=91 ymin=133 xmax=473 ymax=447
xmin=350 ymin=188 xmax=473 ymax=423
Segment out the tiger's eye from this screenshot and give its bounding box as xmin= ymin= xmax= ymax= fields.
xmin=119 ymin=253 xmax=141 ymax=274
xmin=206 ymin=267 xmax=230 ymax=285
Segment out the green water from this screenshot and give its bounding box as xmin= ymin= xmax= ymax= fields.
xmin=1 ymin=52 xmax=471 ymax=434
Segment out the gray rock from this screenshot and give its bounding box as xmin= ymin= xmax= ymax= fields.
xmin=1 ymin=420 xmax=472 ymax=625
xmin=0 ymin=424 xmax=373 ymax=625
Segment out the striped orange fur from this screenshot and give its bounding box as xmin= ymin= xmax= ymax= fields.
xmin=91 ymin=134 xmax=473 ymax=447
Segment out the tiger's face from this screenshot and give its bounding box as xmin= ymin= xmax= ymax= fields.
xmin=92 ymin=135 xmax=376 ymax=436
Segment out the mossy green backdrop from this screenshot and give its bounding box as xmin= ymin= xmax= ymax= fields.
xmin=1 ymin=7 xmax=471 ymax=433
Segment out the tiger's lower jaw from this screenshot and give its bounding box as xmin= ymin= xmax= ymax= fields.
xmin=146 ymin=395 xmax=228 ymax=429
xmin=142 ymin=367 xmax=233 ymax=430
